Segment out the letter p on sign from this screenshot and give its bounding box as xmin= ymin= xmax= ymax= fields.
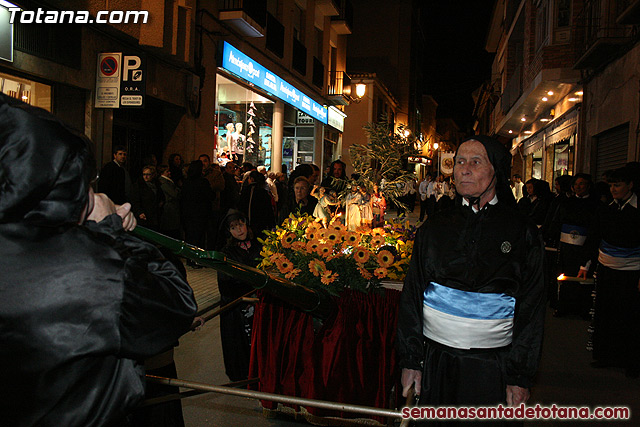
xmin=122 ymin=56 xmax=142 ymax=81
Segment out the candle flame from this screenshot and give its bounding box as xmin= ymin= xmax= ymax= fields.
xmin=557 ymin=274 xmax=566 ymax=281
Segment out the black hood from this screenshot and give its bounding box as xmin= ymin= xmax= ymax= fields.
xmin=457 ymin=135 xmax=515 ymax=206
xmin=0 ymin=93 xmax=96 ymax=226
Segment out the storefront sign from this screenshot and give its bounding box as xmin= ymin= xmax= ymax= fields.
xmin=0 ymin=1 xmax=16 ymax=62
xmin=95 ymin=53 xmax=145 ymax=108
xmin=220 ymin=41 xmax=328 ymax=124
xmin=328 ymin=106 xmax=346 ymax=132
xmin=297 ymin=111 xmax=314 ymax=125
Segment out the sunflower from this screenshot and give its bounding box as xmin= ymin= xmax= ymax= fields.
xmin=316 ymin=243 xmax=334 ymax=258
xmin=358 ymin=266 xmax=373 ymax=280
xmin=308 ymin=259 xmax=327 ymax=277
xmin=275 ymin=256 xmax=294 ymax=273
xmin=285 ymin=268 xmax=301 ymax=279
xmin=330 ymin=223 xmax=344 ymax=232
xmin=344 ymin=232 xmax=361 ymax=247
xmin=370 ymin=236 xmax=386 ymax=248
xmin=316 ymin=228 xmax=328 ymax=241
xmin=269 ymin=252 xmax=285 ymax=263
xmin=325 ymin=229 xmax=342 ymax=244
xmin=282 ymin=232 xmax=297 ymax=248
xmin=353 ymin=247 xmax=371 ymax=264
xmin=377 ymin=249 xmax=395 ymax=268
xmin=320 ymin=270 xmax=339 ymax=285
xmin=371 ymin=227 xmax=386 ymax=237
xmin=374 ymin=267 xmax=388 ymax=279
xmin=306 ymin=241 xmax=320 ymax=254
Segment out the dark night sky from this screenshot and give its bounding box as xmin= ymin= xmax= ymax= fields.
xmin=422 ymin=0 xmax=496 ymax=131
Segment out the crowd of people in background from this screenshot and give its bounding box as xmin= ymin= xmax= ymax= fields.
xmin=97 ymin=144 xmax=640 ymax=382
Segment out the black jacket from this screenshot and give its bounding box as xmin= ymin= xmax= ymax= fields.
xmin=397 ymin=198 xmax=546 ymax=388
xmin=0 ymin=93 xmax=197 ymax=426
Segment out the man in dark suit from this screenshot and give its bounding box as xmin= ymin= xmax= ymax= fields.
xmin=98 ymin=145 xmax=131 ymax=204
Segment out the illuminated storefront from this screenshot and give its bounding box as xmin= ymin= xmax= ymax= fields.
xmin=216 ymin=41 xmax=328 ymax=170
xmin=0 ymin=71 xmax=51 ymax=110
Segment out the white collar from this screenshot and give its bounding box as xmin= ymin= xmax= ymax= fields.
xmin=610 ymin=192 xmax=638 ymax=210
xmin=462 ymin=194 xmax=498 ymax=213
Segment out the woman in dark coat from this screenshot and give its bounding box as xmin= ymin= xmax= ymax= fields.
xmin=238 ymin=170 xmax=276 ymax=239
xmin=180 ymin=160 xmax=213 ymax=267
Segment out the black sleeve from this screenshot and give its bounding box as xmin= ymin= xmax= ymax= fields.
xmin=504 ymin=224 xmax=547 ymax=388
xmin=397 ymin=224 xmax=431 ymax=370
xmin=85 ymin=214 xmax=197 ymax=359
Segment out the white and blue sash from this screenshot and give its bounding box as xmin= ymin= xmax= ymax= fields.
xmin=598 ymin=240 xmax=640 ymax=270
xmin=422 ymin=282 xmax=515 ymax=350
xmin=560 ymin=224 xmax=588 ymax=246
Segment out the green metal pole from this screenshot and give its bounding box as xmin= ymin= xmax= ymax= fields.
xmin=132 ymin=226 xmax=335 ymax=319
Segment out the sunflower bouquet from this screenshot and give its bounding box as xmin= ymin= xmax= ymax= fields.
xmin=258 ymin=214 xmax=416 ymax=296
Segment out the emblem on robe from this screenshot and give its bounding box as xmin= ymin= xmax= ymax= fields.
xmin=501 ymin=241 xmax=512 ymax=254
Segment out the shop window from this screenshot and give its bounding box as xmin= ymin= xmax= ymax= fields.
xmin=0 ymin=72 xmax=51 ymax=111
xmin=215 ymin=74 xmax=274 ymax=168
xmin=552 ymin=136 xmax=574 ymax=183
xmin=532 ymin=149 xmax=543 ymax=179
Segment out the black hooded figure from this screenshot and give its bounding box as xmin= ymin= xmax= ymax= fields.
xmin=0 ymin=93 xmax=197 ymax=426
xmin=397 ymin=135 xmax=546 ymax=420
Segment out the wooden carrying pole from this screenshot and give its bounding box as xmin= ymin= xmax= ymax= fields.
xmin=147 ymin=375 xmax=405 ymax=420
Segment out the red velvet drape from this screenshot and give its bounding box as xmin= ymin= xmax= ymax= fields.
xmin=248 ymin=288 xmax=401 ymax=423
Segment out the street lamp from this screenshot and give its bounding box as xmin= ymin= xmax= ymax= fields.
xmin=355 ymin=83 xmax=366 ymax=98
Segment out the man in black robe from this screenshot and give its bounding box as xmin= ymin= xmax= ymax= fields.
xmin=397 ymin=136 xmax=546 ymax=418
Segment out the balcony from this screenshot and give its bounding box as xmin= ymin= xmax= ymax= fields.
xmin=574 ymin=0 xmax=632 ymax=69
xmin=313 ymin=57 xmax=324 ymax=89
xmin=327 ymin=71 xmax=352 ymax=105
xmin=266 ymin=12 xmax=284 ymax=58
xmin=316 ymin=0 xmax=340 ymax=16
xmin=219 ymin=0 xmax=266 ymax=37
xmin=331 ymin=0 xmax=353 ymax=35
xmin=292 ymin=38 xmax=307 ymax=76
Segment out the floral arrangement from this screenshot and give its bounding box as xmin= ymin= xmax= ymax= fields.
xmin=258 ymin=214 xmax=416 ymax=296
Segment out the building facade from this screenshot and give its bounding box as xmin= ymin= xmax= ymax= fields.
xmin=1 ymin=0 xmax=353 ymax=176
xmin=479 ymin=0 xmax=640 ymax=184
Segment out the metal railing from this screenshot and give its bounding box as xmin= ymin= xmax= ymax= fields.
xmin=327 ymin=71 xmax=351 ymax=97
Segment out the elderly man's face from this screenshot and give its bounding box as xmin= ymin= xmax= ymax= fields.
xmin=454 ymin=140 xmax=495 ymax=199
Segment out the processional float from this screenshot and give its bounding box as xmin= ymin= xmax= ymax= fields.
xmin=133 ymin=226 xmax=414 ymax=425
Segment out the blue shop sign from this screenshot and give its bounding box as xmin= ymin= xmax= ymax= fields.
xmin=221 ymin=41 xmax=328 ymax=124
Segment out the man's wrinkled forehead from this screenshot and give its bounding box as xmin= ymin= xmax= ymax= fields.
xmin=455 ymin=139 xmax=490 ymax=161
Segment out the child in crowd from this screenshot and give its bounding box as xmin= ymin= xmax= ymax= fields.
xmin=217 ymin=210 xmax=261 ymax=381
